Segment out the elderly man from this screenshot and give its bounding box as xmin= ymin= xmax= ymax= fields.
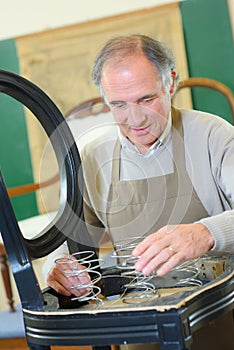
xmin=43 ymin=34 xmax=234 ymax=350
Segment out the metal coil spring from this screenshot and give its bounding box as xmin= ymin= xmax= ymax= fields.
xmin=55 ymin=238 xmax=204 ymax=306
xmin=110 ymin=237 xmax=159 ymax=303
xmin=173 ymin=260 xmax=203 ymax=287
xmin=110 ymin=236 xmax=203 ymax=302
xmin=55 ymin=251 xmax=104 ymax=304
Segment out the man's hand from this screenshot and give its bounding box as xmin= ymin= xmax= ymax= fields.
xmin=46 ymin=254 xmax=91 ymax=297
xmin=132 ymin=223 xmax=215 ymax=276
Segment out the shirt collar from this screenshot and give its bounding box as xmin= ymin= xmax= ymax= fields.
xmin=118 ymin=112 xmax=172 ymax=156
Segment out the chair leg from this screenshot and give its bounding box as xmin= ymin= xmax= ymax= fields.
xmin=0 ymin=243 xmax=15 ymax=311
xmin=28 ymin=344 xmax=51 ymax=350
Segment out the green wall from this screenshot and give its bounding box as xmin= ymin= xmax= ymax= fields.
xmin=0 ymin=39 xmax=38 ymax=220
xmin=180 ymin=0 xmax=234 ymax=124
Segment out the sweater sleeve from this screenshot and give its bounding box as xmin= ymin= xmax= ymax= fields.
xmin=199 ymin=118 xmax=234 ymax=252
xmin=42 ymin=242 xmax=69 ymax=281
xmin=200 ymin=210 xmax=234 ymax=251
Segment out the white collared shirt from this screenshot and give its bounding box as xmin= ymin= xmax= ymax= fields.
xmin=118 ymin=113 xmax=173 ymax=180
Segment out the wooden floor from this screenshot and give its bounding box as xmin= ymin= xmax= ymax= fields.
xmin=0 ymin=338 xmax=92 ymax=350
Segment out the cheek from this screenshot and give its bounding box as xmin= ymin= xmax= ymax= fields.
xmin=113 ymin=112 xmax=128 ymax=126
xmin=151 ymin=92 xmax=171 ymax=111
xmin=118 ymin=123 xmax=129 ymax=137
xmin=161 ymin=95 xmax=172 ymax=113
xmin=113 ymin=114 xmax=131 ymax=137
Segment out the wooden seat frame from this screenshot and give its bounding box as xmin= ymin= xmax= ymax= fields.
xmin=1 ymin=77 xmax=234 ymax=313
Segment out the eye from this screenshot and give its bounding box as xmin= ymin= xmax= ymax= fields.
xmin=110 ymin=102 xmax=128 ymax=110
xmin=139 ymin=96 xmax=157 ymax=105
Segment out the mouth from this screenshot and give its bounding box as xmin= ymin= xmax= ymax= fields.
xmin=131 ymin=126 xmax=150 ymax=135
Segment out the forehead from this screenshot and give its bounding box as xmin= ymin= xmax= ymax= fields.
xmin=101 ymin=54 xmax=162 ymax=100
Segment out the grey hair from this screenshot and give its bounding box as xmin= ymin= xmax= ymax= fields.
xmin=92 ymin=34 xmax=178 ymax=96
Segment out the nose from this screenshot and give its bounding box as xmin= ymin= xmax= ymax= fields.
xmin=127 ymin=103 xmax=145 ymax=126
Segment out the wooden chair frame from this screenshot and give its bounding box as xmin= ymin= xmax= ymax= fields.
xmin=177 ymin=77 xmax=234 ymax=120
xmin=1 ymin=76 xmax=234 ymax=314
xmin=0 ymin=242 xmax=15 ymax=312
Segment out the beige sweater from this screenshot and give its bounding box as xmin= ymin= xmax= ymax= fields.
xmin=81 ymin=108 xmax=234 ymax=251
xmin=43 ymin=108 xmax=234 ymax=278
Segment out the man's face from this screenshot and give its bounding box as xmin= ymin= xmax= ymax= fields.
xmin=101 ymin=54 xmax=175 ymax=154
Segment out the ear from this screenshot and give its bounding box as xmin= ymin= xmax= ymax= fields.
xmin=169 ymin=69 xmax=177 ymax=95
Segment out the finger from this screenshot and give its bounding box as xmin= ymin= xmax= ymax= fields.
xmin=56 ymin=258 xmax=89 ymax=281
xmin=132 ymin=232 xmax=163 ymax=257
xmin=134 ymin=235 xmax=171 ymax=272
xmin=66 ymin=269 xmax=92 ymax=296
xmin=156 ymin=253 xmax=183 ymax=277
xmin=60 ymin=266 xmax=92 ymax=296
xmin=134 ymin=243 xmax=163 ymax=272
xmin=48 ymin=263 xmax=91 ymax=297
xmin=46 ymin=272 xmax=73 ymax=296
xmin=132 ymin=225 xmax=172 ymax=257
xmin=138 ymin=246 xmax=174 ymax=275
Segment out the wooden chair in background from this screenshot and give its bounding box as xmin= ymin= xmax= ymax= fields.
xmin=0 ymin=242 xmax=15 ymax=312
xmin=176 ymin=77 xmax=234 ymax=122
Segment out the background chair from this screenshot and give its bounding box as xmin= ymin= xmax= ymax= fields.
xmin=0 ymin=243 xmax=27 ymax=348
xmin=175 ymin=77 xmax=234 ymax=124
xmin=0 ymin=242 xmax=15 ymax=312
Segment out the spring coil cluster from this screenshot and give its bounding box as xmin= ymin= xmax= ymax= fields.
xmin=55 ymin=251 xmax=103 ymax=304
xmin=56 ymin=237 xmax=204 ymax=306
xmin=111 ymin=237 xmax=159 ymax=303
xmin=110 ymin=236 xmax=203 ymax=303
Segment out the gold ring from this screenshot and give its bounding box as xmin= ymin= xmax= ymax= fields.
xmin=168 ymin=246 xmax=175 ymax=252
